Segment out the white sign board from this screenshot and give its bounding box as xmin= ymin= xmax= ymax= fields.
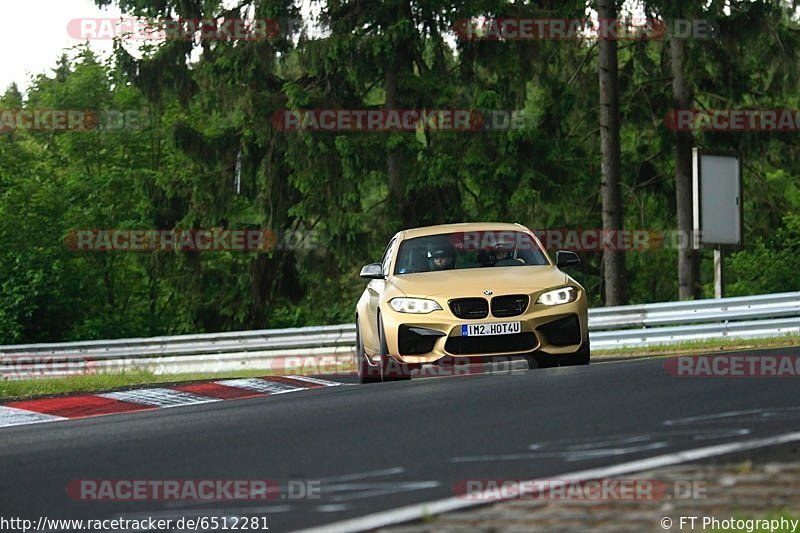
xmin=692 ymin=150 xmax=742 ymax=247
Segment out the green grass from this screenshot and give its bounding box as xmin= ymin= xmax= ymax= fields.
xmin=594 ymin=333 xmax=800 ymax=359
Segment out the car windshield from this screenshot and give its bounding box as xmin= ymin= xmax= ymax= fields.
xmin=393 ymin=230 xmax=549 ymax=274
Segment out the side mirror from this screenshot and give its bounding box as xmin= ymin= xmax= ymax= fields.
xmin=555 ymin=251 xmax=580 ymax=268
xmin=359 ymin=262 xmax=385 ymax=279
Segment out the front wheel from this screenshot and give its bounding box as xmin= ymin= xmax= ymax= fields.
xmin=378 ymin=315 xmax=410 ymax=382
xmin=528 ymin=342 xmax=590 ymax=369
xmin=356 ymin=321 xmax=381 ymax=384
xmin=563 ymin=342 xmax=590 ymax=366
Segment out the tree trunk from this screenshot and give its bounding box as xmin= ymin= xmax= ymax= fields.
xmin=598 ymin=0 xmax=626 ymax=306
xmin=670 ymin=35 xmax=698 ymax=299
xmin=384 ymin=0 xmax=415 ymax=227
xmin=385 ymin=67 xmax=404 ymax=207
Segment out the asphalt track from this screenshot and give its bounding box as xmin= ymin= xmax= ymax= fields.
xmin=1 ymin=347 xmax=800 ymax=532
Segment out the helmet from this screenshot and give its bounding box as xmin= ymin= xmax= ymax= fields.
xmin=428 ymin=246 xmax=455 ymax=270
xmin=490 ymin=236 xmax=516 ymax=261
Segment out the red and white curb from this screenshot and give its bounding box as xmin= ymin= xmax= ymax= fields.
xmin=0 ymin=375 xmax=342 ymax=429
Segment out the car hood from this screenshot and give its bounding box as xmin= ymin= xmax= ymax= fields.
xmin=388 ymin=266 xmax=568 ymax=298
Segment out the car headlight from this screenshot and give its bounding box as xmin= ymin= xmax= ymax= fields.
xmin=537 ymin=287 xmax=578 ymax=306
xmin=390 ymin=298 xmax=443 ymax=314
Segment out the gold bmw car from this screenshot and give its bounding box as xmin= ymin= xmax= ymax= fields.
xmin=355 ymin=222 xmax=589 ymax=383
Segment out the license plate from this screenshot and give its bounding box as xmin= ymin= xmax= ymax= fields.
xmin=461 ymin=322 xmax=521 ymax=336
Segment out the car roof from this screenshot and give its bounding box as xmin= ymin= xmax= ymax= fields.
xmin=399 ymin=222 xmax=529 ymax=240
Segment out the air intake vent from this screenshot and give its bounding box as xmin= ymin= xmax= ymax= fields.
xmin=445 ymin=332 xmax=538 ymax=355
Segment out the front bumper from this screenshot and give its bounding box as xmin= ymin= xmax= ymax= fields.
xmin=377 ymin=289 xmax=588 ymax=365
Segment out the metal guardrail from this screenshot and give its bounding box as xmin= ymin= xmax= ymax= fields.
xmin=1 ymin=292 xmax=798 ymax=377
xmin=587 ymin=291 xmax=800 ymax=349
xmin=588 ymin=292 xmax=800 ymax=330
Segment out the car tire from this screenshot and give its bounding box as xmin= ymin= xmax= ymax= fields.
xmin=378 ymin=315 xmax=410 ymax=382
xmin=563 ymin=341 xmax=590 ymax=366
xmin=356 ymin=321 xmax=381 ymax=384
xmin=529 ymin=342 xmax=590 ymax=369
xmin=528 ymin=353 xmax=557 ymax=369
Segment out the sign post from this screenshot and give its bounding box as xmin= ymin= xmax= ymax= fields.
xmin=692 ymin=149 xmax=742 ymax=298
xmin=713 ymin=248 xmax=724 ymax=299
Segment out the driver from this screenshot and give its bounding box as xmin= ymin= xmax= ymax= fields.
xmin=428 ymin=247 xmax=455 ymax=270
xmin=494 ymin=247 xmax=512 ymax=262
xmin=491 ymin=239 xmax=524 ymax=266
